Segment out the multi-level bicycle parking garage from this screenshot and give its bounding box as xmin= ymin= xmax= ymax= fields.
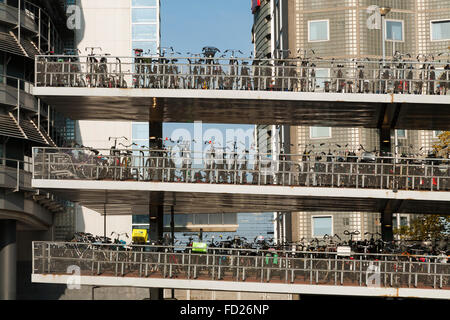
xmin=29 ymin=53 xmax=450 ymax=300
xmin=32 ymin=55 xmax=450 ymax=130
xmin=31 ymin=241 xmax=449 ymax=299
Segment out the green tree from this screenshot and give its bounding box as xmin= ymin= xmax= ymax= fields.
xmin=432 ymin=131 xmax=449 ymax=157
xmin=394 ymin=215 xmax=450 ymax=240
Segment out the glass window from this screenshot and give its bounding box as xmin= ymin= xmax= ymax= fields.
xmin=132 ymin=8 xmax=157 ymax=23
xmin=208 ymin=214 xmax=223 ymax=225
xmin=132 ymin=122 xmax=149 ymax=140
xmin=343 ymin=217 xmax=350 ymax=226
xmin=312 ymin=216 xmax=332 ymax=237
xmin=194 ymin=214 xmax=209 ymax=225
xmin=315 ymin=68 xmax=329 ymax=89
xmin=431 ymin=20 xmax=450 ymax=41
xmin=133 ymin=24 xmax=157 ymax=40
xmin=308 ymin=20 xmax=329 ymax=42
xmin=132 ymin=0 xmax=157 ymax=6
xmin=400 ymin=216 xmax=408 ymax=227
xmin=434 ymin=130 xmax=443 ymax=138
xmin=386 ymin=20 xmax=403 ymax=41
xmin=132 ymin=215 xmax=149 ymax=224
xmin=397 ymin=129 xmax=406 ymax=138
xmin=310 ymin=126 xmax=331 ymax=139
xmin=223 ymin=213 xmax=237 ymax=225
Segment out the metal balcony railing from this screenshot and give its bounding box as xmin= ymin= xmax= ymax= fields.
xmin=33 ymin=55 xmax=450 ymax=95
xmin=32 ymin=147 xmax=450 ymax=192
xmin=32 ymin=241 xmax=449 ymax=290
xmin=0 ymin=156 xmax=32 ymax=191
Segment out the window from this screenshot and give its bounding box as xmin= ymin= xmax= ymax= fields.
xmin=132 ymin=122 xmax=149 ymax=140
xmin=308 ymin=20 xmax=329 ymax=42
xmin=315 ymin=68 xmax=330 ymax=89
xmin=343 ymin=217 xmax=350 ymax=226
xmin=386 ymin=20 xmax=404 ymax=41
xmin=433 ymin=130 xmax=443 ymax=138
xmin=132 ymin=8 xmax=157 ymax=23
xmin=397 ymin=129 xmax=407 ymax=139
xmin=132 ymin=24 xmax=157 ymax=40
xmin=131 ymin=0 xmax=158 ymax=56
xmin=132 ymin=0 xmax=157 ymax=6
xmin=400 ymin=216 xmax=408 ymax=227
xmin=431 ymin=20 xmax=450 ymax=41
xmin=310 ymin=126 xmax=331 ymax=139
xmin=312 ymin=216 xmax=332 ymax=237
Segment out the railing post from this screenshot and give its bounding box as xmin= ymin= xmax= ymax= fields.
xmin=47 ymin=242 xmax=50 ymax=274
xmin=212 ymin=250 xmax=215 ymax=280
xmin=188 ymin=251 xmax=191 ymax=279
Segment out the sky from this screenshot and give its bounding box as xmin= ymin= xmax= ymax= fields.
xmin=159 ymin=0 xmax=256 ymax=150
xmin=160 ymin=0 xmax=254 ymax=56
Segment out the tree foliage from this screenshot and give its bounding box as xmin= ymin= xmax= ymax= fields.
xmin=432 ymin=131 xmax=450 ymax=157
xmin=394 ymin=215 xmax=450 ymax=240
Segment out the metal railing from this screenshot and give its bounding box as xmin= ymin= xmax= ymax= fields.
xmin=32 ymin=147 xmax=450 ymax=192
xmin=0 ymin=157 xmax=33 ymax=191
xmin=34 ymin=55 xmax=450 ymax=95
xmin=1 ymin=0 xmax=64 ymax=50
xmin=32 ymin=241 xmax=449 ymax=290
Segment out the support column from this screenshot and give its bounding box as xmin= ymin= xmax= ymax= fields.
xmin=0 ymin=220 xmax=17 ymax=300
xmin=379 ymin=126 xmax=391 ymax=155
xmin=381 ymin=210 xmax=394 ymax=242
xmin=380 ymin=200 xmax=402 ymax=242
xmin=380 ymin=128 xmax=393 ymax=242
xmin=149 ymin=204 xmax=164 ymax=300
xmin=149 ymin=120 xmax=164 ymax=300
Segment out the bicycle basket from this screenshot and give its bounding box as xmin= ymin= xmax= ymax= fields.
xmin=132 ymin=229 xmax=148 ymax=244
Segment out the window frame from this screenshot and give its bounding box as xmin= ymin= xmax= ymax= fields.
xmin=396 ymin=129 xmax=407 ymax=139
xmin=310 ymin=126 xmax=332 ymax=139
xmin=308 ymin=19 xmax=330 ymax=43
xmin=433 ymin=130 xmax=443 ymax=139
xmin=385 ymin=19 xmax=404 ymax=42
xmin=311 ymin=215 xmax=333 ymax=238
xmin=430 ymin=19 xmax=450 ymax=42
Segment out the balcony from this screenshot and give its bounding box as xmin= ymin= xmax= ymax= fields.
xmin=31 ymin=242 xmax=450 ymax=299
xmin=32 ymin=56 xmax=450 ymax=129
xmin=1 ymin=76 xmax=38 ymax=112
xmin=31 ymin=147 xmax=450 ymax=215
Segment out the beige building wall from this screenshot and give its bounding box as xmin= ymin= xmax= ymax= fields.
xmin=72 ymin=0 xmax=138 ymax=240
xmin=286 ymin=0 xmax=449 ymax=242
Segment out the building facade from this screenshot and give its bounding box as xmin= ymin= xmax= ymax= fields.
xmin=71 ymin=0 xmax=161 ymax=239
xmin=253 ymin=0 xmax=450 ymax=242
xmin=0 ymin=0 xmax=75 ymax=299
